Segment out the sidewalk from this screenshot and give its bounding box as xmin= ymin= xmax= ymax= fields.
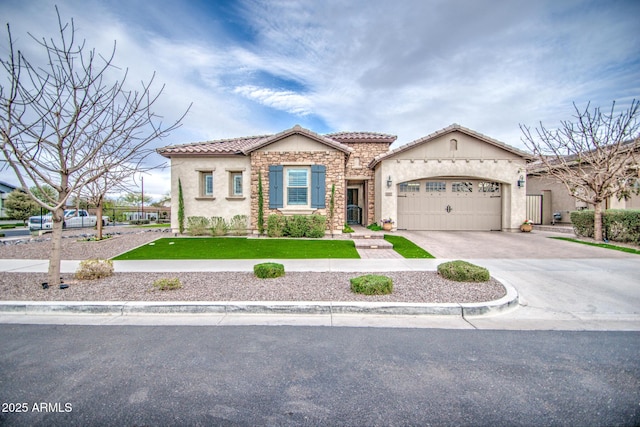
xmin=1 ymin=256 xmax=639 ymax=330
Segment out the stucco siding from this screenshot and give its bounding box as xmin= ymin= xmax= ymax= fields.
xmin=170 ymin=156 xmax=251 ymax=231
xmin=376 ymin=135 xmax=527 ymax=231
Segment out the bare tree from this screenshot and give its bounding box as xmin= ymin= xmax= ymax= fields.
xmin=521 ymin=100 xmax=640 ymax=241
xmin=0 ymin=8 xmax=188 ymax=285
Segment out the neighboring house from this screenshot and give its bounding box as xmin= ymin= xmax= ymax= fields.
xmin=526 ymin=140 xmax=640 ymax=225
xmin=158 ymin=124 xmax=531 ymax=233
xmin=0 ymin=181 xmax=20 ymax=218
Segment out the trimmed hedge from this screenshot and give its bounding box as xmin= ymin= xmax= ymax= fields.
xmin=254 ymin=262 xmax=285 ymax=279
xmin=571 ymin=209 xmax=640 ymax=245
xmin=437 ymin=260 xmax=490 ymax=282
xmin=350 ymin=274 xmax=393 ymax=295
xmin=266 ymin=214 xmax=326 ymax=238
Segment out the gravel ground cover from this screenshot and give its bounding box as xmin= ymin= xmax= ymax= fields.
xmin=0 ymin=226 xmax=506 ymax=303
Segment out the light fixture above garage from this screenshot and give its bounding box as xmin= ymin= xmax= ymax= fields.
xmin=387 ymin=176 xmax=392 ymax=188
xmin=517 ymin=175 xmax=525 ymax=188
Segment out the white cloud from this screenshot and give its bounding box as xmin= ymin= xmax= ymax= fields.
xmin=1 ymin=0 xmax=638 ymax=196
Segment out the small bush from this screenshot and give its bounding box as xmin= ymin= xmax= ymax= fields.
xmin=306 ymin=215 xmax=326 ymax=238
xmin=209 ymin=216 xmax=228 ymax=236
xmin=267 ymin=214 xmax=287 ymax=237
xmin=254 ymin=262 xmax=285 ymax=279
xmin=75 ymin=259 xmax=114 ymax=280
xmin=229 ymin=214 xmax=248 ymax=236
xmin=130 ymin=219 xmax=151 ymax=225
xmin=343 ymin=223 xmax=354 ymax=233
xmin=437 ymin=260 xmax=490 ymax=282
xmin=186 ymin=216 xmax=210 ymax=236
xmin=286 ymin=215 xmax=309 ymax=238
xmin=153 ymin=277 xmax=182 ymax=290
xmin=350 ymin=274 xmax=393 ymax=295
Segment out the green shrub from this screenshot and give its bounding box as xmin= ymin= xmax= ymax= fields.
xmin=367 ymin=223 xmax=382 ymax=231
xmin=306 ymin=215 xmax=326 ymax=238
xmin=267 ymin=215 xmax=287 ymax=237
xmin=350 ymin=274 xmax=393 ymax=295
xmin=187 ymin=216 xmax=210 ymax=236
xmin=75 ymin=259 xmax=114 ymax=280
xmin=208 ymin=216 xmax=227 ymax=236
xmin=437 ymin=260 xmax=490 ymax=282
xmin=229 ymin=214 xmax=248 ymax=236
xmin=571 ymin=209 xmax=640 ymax=245
xmin=286 ymin=215 xmax=308 ymax=237
xmin=130 ymin=219 xmax=151 ymax=225
xmin=254 ymin=262 xmax=285 ymax=279
xmin=153 ymin=277 xmax=182 ymax=290
xmin=343 ymin=223 xmax=354 ymax=233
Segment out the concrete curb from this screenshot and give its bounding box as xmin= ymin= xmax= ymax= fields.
xmin=0 ymin=279 xmax=519 ymax=317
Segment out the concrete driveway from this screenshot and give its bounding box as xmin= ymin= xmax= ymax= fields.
xmin=397 ymin=229 xmax=638 ymax=259
xmin=397 ymin=229 xmax=640 ymax=330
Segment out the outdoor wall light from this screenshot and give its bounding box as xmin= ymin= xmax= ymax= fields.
xmin=386 ymin=176 xmax=392 ymax=188
xmin=517 ymin=175 xmax=525 ymax=188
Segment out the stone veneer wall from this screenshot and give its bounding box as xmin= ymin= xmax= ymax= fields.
xmin=342 ymin=141 xmax=392 ymax=225
xmin=249 ymin=150 xmax=347 ymax=232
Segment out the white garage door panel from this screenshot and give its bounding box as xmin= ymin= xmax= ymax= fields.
xmin=397 ymin=180 xmax=501 ymax=231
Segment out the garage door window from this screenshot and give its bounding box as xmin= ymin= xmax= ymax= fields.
xmin=425 ymin=182 xmax=446 ymax=192
xmin=478 ymin=182 xmax=500 ymax=193
xmin=399 ymin=182 xmax=420 ymax=192
xmin=452 ymin=182 xmax=473 ymax=192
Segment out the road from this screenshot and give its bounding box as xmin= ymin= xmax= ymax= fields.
xmin=1 ymin=325 xmax=638 ymax=426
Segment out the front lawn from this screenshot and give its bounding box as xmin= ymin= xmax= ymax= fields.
xmin=384 ymin=235 xmax=434 ymax=258
xmin=113 ymin=237 xmax=360 ymax=260
xmin=550 ymin=237 xmax=640 ymax=255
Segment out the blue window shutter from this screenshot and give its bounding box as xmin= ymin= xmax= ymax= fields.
xmin=269 ymin=165 xmax=283 ymax=209
xmin=311 ymin=165 xmax=326 ymax=209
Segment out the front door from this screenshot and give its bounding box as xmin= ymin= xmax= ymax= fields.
xmin=346 ymin=188 xmax=361 ymax=224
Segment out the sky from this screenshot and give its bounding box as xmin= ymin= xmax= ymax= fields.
xmin=1 ymin=0 xmax=639 ymax=201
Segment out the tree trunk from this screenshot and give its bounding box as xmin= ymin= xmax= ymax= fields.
xmin=96 ymin=202 xmax=104 ymax=240
xmin=593 ymin=202 xmax=604 ymax=242
xmin=47 ymin=206 xmax=65 ymax=286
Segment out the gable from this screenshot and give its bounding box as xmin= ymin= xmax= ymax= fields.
xmin=370 ymin=124 xmax=531 ymax=167
xmin=258 ymin=134 xmax=341 ymax=153
xmin=384 ymin=130 xmax=524 ymax=162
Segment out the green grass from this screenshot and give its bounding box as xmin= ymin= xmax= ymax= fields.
xmin=550 ymin=237 xmax=640 ymax=255
xmin=113 ymin=237 xmax=360 ymax=260
xmin=384 ymin=234 xmax=434 ymax=258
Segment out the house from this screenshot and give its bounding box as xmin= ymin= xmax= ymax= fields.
xmin=0 ymin=181 xmax=20 ymax=218
xmin=526 ymin=140 xmax=640 ymax=225
xmin=158 ymin=124 xmax=531 ymax=233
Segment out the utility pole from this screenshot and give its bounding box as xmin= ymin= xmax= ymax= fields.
xmin=141 ymin=175 xmax=144 ymax=221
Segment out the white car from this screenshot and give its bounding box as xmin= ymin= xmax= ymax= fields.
xmin=28 ymin=209 xmax=108 ymax=231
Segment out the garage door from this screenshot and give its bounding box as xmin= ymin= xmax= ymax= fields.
xmin=397 ymin=180 xmax=501 ymax=230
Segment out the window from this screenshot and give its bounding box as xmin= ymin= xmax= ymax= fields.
xmin=287 ymin=168 xmax=308 ymax=205
xmin=425 ymin=181 xmax=446 ymax=192
xmin=399 ymin=182 xmax=420 ymax=192
xmin=202 ymin=172 xmax=213 ymax=196
xmin=230 ymin=172 xmax=243 ymax=196
xmin=452 ymin=181 xmax=473 ymax=193
xmin=478 ymin=182 xmax=500 ymax=193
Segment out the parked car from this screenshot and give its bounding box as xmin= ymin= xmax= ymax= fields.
xmin=28 ymin=209 xmax=109 ymax=231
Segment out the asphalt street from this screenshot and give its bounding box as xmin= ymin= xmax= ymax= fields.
xmin=1 ymin=325 xmax=639 ymax=426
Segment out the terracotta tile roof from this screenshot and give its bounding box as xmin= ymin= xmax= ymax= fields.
xmin=242 ymin=125 xmax=352 ymax=154
xmin=369 ymin=123 xmax=533 ymax=168
xmin=325 ymin=131 xmax=397 ymax=143
xmin=158 ymin=125 xmax=354 ymax=157
xmin=158 ymin=135 xmax=272 ymax=157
